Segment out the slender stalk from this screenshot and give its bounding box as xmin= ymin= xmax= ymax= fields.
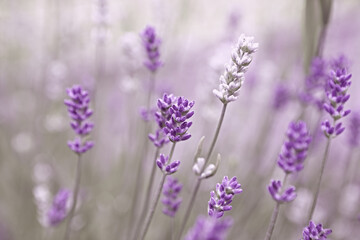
xmin=177 ymin=103 xmax=228 ymax=240
xmin=139 ymin=143 xmax=176 ymax=240
xmin=132 ymin=148 xmax=160 ymax=240
xmin=307 ymin=137 xmax=331 ymax=221
xmin=64 ymin=154 xmax=82 ymax=240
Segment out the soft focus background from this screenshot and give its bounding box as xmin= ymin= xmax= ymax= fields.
xmin=1 ymin=0 xmax=360 ymax=239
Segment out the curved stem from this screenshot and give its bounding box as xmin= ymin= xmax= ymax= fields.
xmin=264 ymin=203 xmax=280 ymax=240
xmin=133 ymin=148 xmax=160 ymax=240
xmin=307 ymin=137 xmax=331 ymax=221
xmin=139 ymin=142 xmax=176 ymax=240
xmin=177 ymin=103 xmax=228 ymax=240
xmin=64 ymin=154 xmax=82 ymax=240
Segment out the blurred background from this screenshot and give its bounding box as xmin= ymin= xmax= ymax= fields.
xmin=1 ymin=0 xmax=360 ymax=239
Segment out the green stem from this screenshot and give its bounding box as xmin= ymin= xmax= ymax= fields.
xmin=64 ymin=154 xmax=82 ymax=240
xmin=177 ymin=103 xmax=228 ymax=240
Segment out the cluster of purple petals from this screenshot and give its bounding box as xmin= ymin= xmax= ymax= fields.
xmin=156 ymin=154 xmax=180 ymax=175
xmin=272 ymin=83 xmax=291 ymax=111
xmin=348 ymin=112 xmax=360 ymax=147
xmin=64 ymin=85 xmax=94 ymax=154
xmin=208 ymin=176 xmax=242 ymax=218
xmin=184 ymin=215 xmax=233 ymax=240
xmin=277 ymin=121 xmax=311 ymax=173
xmin=141 ymin=26 xmax=162 ymax=72
xmin=302 ymin=221 xmax=332 ymax=240
xmin=47 ymin=189 xmax=70 ymax=226
xmin=163 ymin=96 xmax=195 ymax=142
xmin=322 ymin=56 xmax=352 ymax=138
xmin=140 ymin=106 xmax=156 ymax=122
xmin=148 ymin=128 xmax=170 ymax=148
xmin=268 ymin=180 xmax=296 ymax=204
xmin=161 ymin=176 xmax=182 ymax=217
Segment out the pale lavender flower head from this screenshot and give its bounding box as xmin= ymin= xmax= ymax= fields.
xmin=213 ymin=34 xmax=258 ymax=104
xmin=302 ymin=221 xmax=332 ymax=240
xmin=268 ymin=180 xmax=296 ymax=204
xmin=277 ymin=121 xmax=312 ymax=173
xmin=272 ymin=83 xmax=291 ymax=111
xmin=47 ymin=189 xmax=70 ymax=226
xmin=348 ymin=112 xmax=360 ymax=147
xmin=321 ymin=56 xmax=352 ymax=138
xmin=184 ymin=215 xmax=233 ymax=240
xmin=162 ymin=176 xmax=182 ymax=217
xmin=64 ymin=85 xmax=94 ymax=154
xmin=156 ymin=154 xmax=180 ymax=175
xmin=306 ymin=57 xmax=327 ymax=90
xmin=163 ymin=96 xmax=195 ymax=142
xmin=141 ymin=26 xmax=162 ymax=72
xmin=208 ymin=176 xmax=243 ymax=218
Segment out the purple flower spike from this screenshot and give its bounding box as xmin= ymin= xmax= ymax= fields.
xmin=348 ymin=112 xmax=360 ymax=147
xmin=185 ymin=215 xmax=233 ymax=240
xmin=208 ymin=176 xmax=243 ymax=218
xmin=65 ymin=85 xmax=94 ymax=154
xmin=155 ymin=93 xmax=177 ymax=129
xmin=268 ymin=180 xmax=296 ymax=204
xmin=272 ymin=83 xmax=290 ymax=111
xmin=141 ymin=26 xmax=163 ymax=72
xmin=277 ymin=121 xmax=311 ymax=174
xmin=302 ymin=221 xmax=332 ymax=240
xmin=148 ymin=128 xmax=170 ymax=148
xmin=163 ymin=96 xmax=195 ymax=142
xmin=321 ymin=55 xmax=352 ymax=138
xmin=47 ymin=189 xmax=70 ymax=226
xmin=306 ymin=57 xmax=327 ymax=90
xmin=162 ymin=176 xmax=182 ymax=217
xmin=156 ymin=154 xmax=180 ymax=175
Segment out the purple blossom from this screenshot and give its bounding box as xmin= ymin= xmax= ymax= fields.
xmin=302 ymin=221 xmax=332 ymax=240
xmin=322 ymin=56 xmax=352 ymax=138
xmin=272 ymin=83 xmax=291 ymax=110
xmin=155 ymin=93 xmax=177 ymax=129
xmin=163 ymin=96 xmax=195 ymax=142
xmin=277 ymin=121 xmax=312 ymax=173
xmin=348 ymin=111 xmax=360 ymax=147
xmin=208 ymin=176 xmax=243 ymax=218
xmin=148 ymin=128 xmax=169 ymax=148
xmin=161 ymin=176 xmax=182 ymax=217
xmin=47 ymin=189 xmax=70 ymax=226
xmin=141 ymin=26 xmax=162 ymax=72
xmin=268 ymin=180 xmax=296 ymax=204
xmin=156 ymin=154 xmax=180 ymax=175
xmin=306 ymin=57 xmax=327 ymax=90
xmin=184 ymin=215 xmax=233 ymax=240
xmin=64 ymin=85 xmax=94 ymax=154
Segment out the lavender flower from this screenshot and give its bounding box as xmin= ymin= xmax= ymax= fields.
xmin=306 ymin=57 xmax=327 ymax=90
xmin=161 ymin=176 xmax=182 ymax=217
xmin=268 ymin=180 xmax=296 ymax=204
xmin=148 ymin=128 xmax=170 ymax=148
xmin=272 ymin=83 xmax=291 ymax=110
xmin=156 ymin=153 xmax=180 ymax=175
xmin=213 ymin=34 xmax=258 ymax=104
xmin=277 ymin=121 xmax=312 ymax=173
xmin=141 ymin=26 xmax=162 ymax=72
xmin=47 ymin=189 xmax=70 ymax=226
xmin=163 ymin=96 xmax=195 ymax=142
xmin=302 ymin=221 xmax=332 ymax=240
xmin=155 ymin=93 xmax=177 ymax=129
xmin=64 ymin=85 xmax=94 ymax=154
xmin=322 ymin=56 xmax=352 ymax=138
xmin=184 ymin=215 xmax=233 ymax=240
xmin=208 ymin=176 xmax=243 ymax=218
xmin=348 ymin=112 xmax=360 ymax=147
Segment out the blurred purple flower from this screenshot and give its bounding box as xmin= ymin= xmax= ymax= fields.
xmin=277 ymin=121 xmax=312 ymax=173
xmin=306 ymin=57 xmax=327 ymax=90
xmin=148 ymin=128 xmax=169 ymax=148
xmin=162 ymin=176 xmax=182 ymax=217
xmin=184 ymin=215 xmax=233 ymax=240
xmin=64 ymin=85 xmax=94 ymax=154
xmin=348 ymin=112 xmax=360 ymax=147
xmin=302 ymin=221 xmax=332 ymax=240
xmin=139 ymin=106 xmax=156 ymax=122
xmin=208 ymin=176 xmax=242 ymax=218
xmin=156 ymin=153 xmax=180 ymax=175
xmin=272 ymin=83 xmax=291 ymax=110
xmin=47 ymin=189 xmax=70 ymax=226
xmin=268 ymin=180 xmax=296 ymax=204
xmin=141 ymin=26 xmax=162 ymax=72
xmin=322 ymin=56 xmax=352 ymax=138
xmin=163 ymin=96 xmax=195 ymax=142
